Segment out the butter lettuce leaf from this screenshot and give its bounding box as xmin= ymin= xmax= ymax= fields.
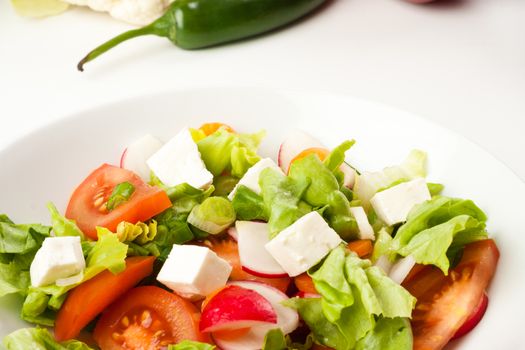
xmin=168 ymin=340 xmax=215 ymax=350
xmin=287 ymin=246 xmax=415 ymax=350
xmin=231 ymin=185 xmax=269 ymax=221
xmin=289 ymin=152 xmax=358 ymax=240
xmin=392 ymin=196 xmax=488 ymax=274
xmin=354 ymin=317 xmax=413 ymax=350
xmin=11 ymin=0 xmax=69 ymax=18
xmin=197 ymin=129 xmax=265 ymax=177
xmin=3 ymin=327 xmax=93 ymax=350
xmin=259 ymin=168 xmax=311 ymax=238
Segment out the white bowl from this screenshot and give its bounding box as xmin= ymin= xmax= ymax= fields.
xmin=0 ymin=87 xmax=523 ymax=349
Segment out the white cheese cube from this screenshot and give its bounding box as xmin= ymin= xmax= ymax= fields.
xmin=349 ymin=206 xmax=375 ymax=240
xmin=157 ymin=244 xmax=232 ymax=298
xmin=265 ymin=211 xmax=343 ymax=277
xmin=147 ymin=128 xmax=213 ymax=189
xmin=228 ymin=158 xmax=283 ymax=200
xmin=389 ymin=255 xmax=416 ymax=284
xmin=30 ymin=236 xmax=85 ymax=288
xmin=370 ymin=178 xmax=431 ymax=226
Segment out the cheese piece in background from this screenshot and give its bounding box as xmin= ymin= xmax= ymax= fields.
xmin=265 ymin=211 xmax=342 ymax=277
xmin=147 ymin=127 xmax=213 ymax=189
xmin=157 ymin=244 xmax=232 ymax=299
xmin=30 ymin=236 xmax=86 ymax=288
xmin=370 ymin=178 xmax=431 ymax=226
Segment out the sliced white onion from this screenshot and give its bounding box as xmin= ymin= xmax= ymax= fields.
xmin=55 ymin=270 xmax=84 ymax=287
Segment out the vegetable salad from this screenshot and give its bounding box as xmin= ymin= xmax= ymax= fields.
xmin=0 ymin=122 xmax=499 ymax=350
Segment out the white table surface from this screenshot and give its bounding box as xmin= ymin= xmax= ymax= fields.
xmin=1 ymin=0 xmax=524 ymax=180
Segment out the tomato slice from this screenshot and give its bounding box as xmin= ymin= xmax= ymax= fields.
xmin=55 ymin=256 xmax=155 ymax=341
xmin=402 ymin=239 xmax=499 ymax=350
xmin=206 ymin=239 xmax=291 ymax=293
xmin=93 ymin=286 xmax=208 ymax=350
xmin=66 ymin=164 xmax=172 ymax=239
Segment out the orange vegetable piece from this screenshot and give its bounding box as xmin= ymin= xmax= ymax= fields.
xmin=199 ymin=122 xmax=235 ymax=136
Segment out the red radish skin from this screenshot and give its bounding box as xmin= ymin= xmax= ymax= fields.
xmin=200 ymin=285 xmax=277 ymax=333
xmin=229 ymin=281 xmax=299 ymax=334
xmin=277 ymin=130 xmax=325 ymax=172
xmin=119 ymin=148 xmax=127 ymax=168
xmin=451 ymin=292 xmax=489 ymax=340
xmin=241 ymin=265 xmax=289 ymax=279
xmin=212 ymin=281 xmax=299 ymax=350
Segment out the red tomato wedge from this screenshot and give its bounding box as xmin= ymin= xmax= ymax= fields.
xmin=206 ymin=239 xmax=291 ymax=293
xmin=55 ymin=256 xmax=155 ymax=341
xmin=402 ymin=239 xmax=499 ymax=350
xmin=66 ymin=164 xmax=172 ymax=239
xmin=94 ymin=286 xmax=208 ymax=350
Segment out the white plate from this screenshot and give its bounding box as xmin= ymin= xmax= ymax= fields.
xmin=0 ymin=87 xmax=523 ymax=349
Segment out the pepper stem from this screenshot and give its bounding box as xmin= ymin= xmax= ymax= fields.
xmin=77 ymin=26 xmax=156 ymax=72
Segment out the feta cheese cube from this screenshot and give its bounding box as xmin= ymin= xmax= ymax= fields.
xmin=228 ymin=158 xmax=283 ymax=200
xmin=30 ymin=236 xmax=85 ymax=288
xmin=265 ymin=211 xmax=343 ymax=277
xmin=157 ymin=244 xmax=232 ymax=298
xmin=147 ymin=128 xmax=213 ymax=189
xmin=349 ymin=206 xmax=375 ymax=240
xmin=370 ymin=178 xmax=431 ymax=226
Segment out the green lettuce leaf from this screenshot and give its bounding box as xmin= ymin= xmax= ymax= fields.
xmin=354 ymin=150 xmax=427 ymax=209
xmin=168 ymin=340 xmax=216 ymax=350
xmin=427 ymin=183 xmax=444 ymax=197
xmin=391 ymin=196 xmax=488 ymax=274
xmin=231 ymin=186 xmax=269 ymax=221
xmin=47 ymin=203 xmax=84 ymax=239
xmin=152 ymin=183 xmax=215 ymax=258
xmin=262 ymin=329 xmax=288 ymax=350
xmin=354 ymin=317 xmax=412 ymax=350
xmin=187 ymin=197 xmax=236 ymax=235
xmin=0 ymin=215 xmax=51 ymax=298
xmin=3 ymin=327 xmax=93 ymax=350
xmin=197 ymin=129 xmax=265 ymax=177
xmin=289 ymin=152 xmax=358 ymax=240
xmin=212 ymin=175 xmax=239 ymax=197
xmin=289 ymin=246 xmax=416 ymax=349
xmin=283 ymin=297 xmax=351 ymax=350
xmin=262 ymin=328 xmax=314 ymax=350
xmin=259 ymin=168 xmax=311 ymax=238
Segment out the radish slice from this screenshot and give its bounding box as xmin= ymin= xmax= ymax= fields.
xmin=229 ymin=281 xmax=299 ymax=334
xmin=340 ymin=163 xmax=356 ymax=189
xmin=227 ymin=227 xmax=238 ymax=242
xmin=389 ymin=255 xmax=416 ymax=284
xmin=120 ymin=134 xmax=163 ymax=180
xmin=213 ymin=281 xmax=299 ymax=350
xmin=236 ymin=222 xmax=288 ymax=278
xmin=212 ymin=325 xmax=272 ymax=350
xmin=277 ymin=130 xmax=324 ymax=172
xmin=200 ymin=285 xmax=277 ymax=333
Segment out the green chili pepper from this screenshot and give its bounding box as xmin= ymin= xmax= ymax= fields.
xmin=106 ymin=181 xmax=135 ymax=211
xmin=78 ymin=0 xmax=326 ymax=71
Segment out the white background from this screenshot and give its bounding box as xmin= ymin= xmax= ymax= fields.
xmin=0 ymin=0 xmax=523 ymax=180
